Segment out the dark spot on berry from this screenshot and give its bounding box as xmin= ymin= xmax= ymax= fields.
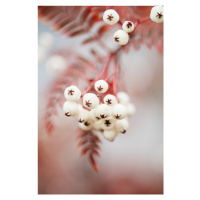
xmin=100 ymin=114 xmax=106 ymax=118
xmin=126 ymin=22 xmax=132 ymax=28
xmin=84 ymin=121 xmax=90 ymax=126
xmin=114 ymin=114 xmax=121 ymax=119
xmin=97 ymin=85 xmax=103 ymax=92
xmin=121 ymin=129 xmax=126 ymax=134
xmin=68 ymin=89 xmax=74 ymax=95
xmin=104 ymin=120 xmax=111 ymax=127
xmin=114 ymin=36 xmax=119 ymax=42
xmin=156 ymin=12 xmax=163 ymax=19
xmin=65 ymin=112 xmax=71 ymax=117
xmin=107 ymin=14 xmax=114 ymax=21
xmin=79 ymin=119 xmax=84 ymax=123
xmin=85 ymin=100 xmax=92 ymax=107
xmin=106 ymin=99 xmax=112 ymax=105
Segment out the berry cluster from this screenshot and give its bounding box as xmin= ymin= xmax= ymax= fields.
xmin=103 ymin=9 xmax=134 ymax=45
xmin=40 ymin=6 xmax=163 ymax=171
xmin=103 ymin=6 xmax=163 ymax=46
xmin=63 ymin=81 xmax=135 ymax=142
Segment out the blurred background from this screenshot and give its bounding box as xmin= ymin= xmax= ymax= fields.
xmin=38 ymin=6 xmax=163 ymax=194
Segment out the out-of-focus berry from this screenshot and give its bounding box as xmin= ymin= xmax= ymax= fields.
xmin=77 ymin=105 xmax=91 ymax=123
xmin=79 ymin=119 xmax=93 ymax=131
xmin=126 ymin=103 xmax=136 ymax=116
xmin=93 ymin=120 xmax=103 ymax=131
xmin=115 ymin=118 xmax=129 ymax=134
xmin=46 ymin=55 xmax=66 ymax=75
xmin=117 ymin=91 xmax=130 ymax=105
xmin=63 ymin=101 xmax=79 ymax=117
xmin=112 ymin=104 xmax=127 ymax=119
xmin=38 ymin=45 xmax=47 ymax=62
xmin=39 ymin=32 xmax=54 ymax=48
xmin=103 ymin=129 xmax=118 ymax=141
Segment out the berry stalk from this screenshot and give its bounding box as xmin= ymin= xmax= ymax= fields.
xmin=112 ymin=55 xmax=118 ymax=100
xmin=134 ymin=16 xmax=151 ymax=29
xmin=81 ymin=53 xmax=112 ymax=97
xmin=104 ymin=72 xmax=116 ymax=82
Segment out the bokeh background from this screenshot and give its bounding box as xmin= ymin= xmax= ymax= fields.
xmin=38 ymin=6 xmax=163 ymax=194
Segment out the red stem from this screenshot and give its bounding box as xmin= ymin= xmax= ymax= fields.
xmin=134 ymin=16 xmax=151 ymax=29
xmin=112 ymin=56 xmax=118 ymax=101
xmin=117 ymin=20 xmax=123 ymax=26
xmin=104 ymin=72 xmax=115 ymax=82
xmin=82 ymin=16 xmax=150 ymax=98
xmin=81 ymin=54 xmax=112 ymax=97
xmin=103 ymin=57 xmax=110 ymax=79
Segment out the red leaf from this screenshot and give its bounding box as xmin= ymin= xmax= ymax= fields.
xmin=77 ymin=130 xmax=101 ymax=171
xmin=82 ymin=37 xmax=96 ymax=45
xmin=92 ymin=149 xmax=101 ymax=157
xmin=89 ymin=153 xmax=99 ymax=172
xmin=45 ymin=121 xmax=54 ymax=135
xmin=97 ymin=25 xmax=110 ymax=35
xmin=68 ymin=27 xmax=86 ymax=37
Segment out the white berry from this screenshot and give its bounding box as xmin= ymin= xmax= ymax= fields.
xmin=103 ymin=94 xmax=117 ymax=106
xmin=83 ymin=93 xmax=99 ymax=109
xmin=117 ymin=92 xmax=130 ymax=105
xmin=89 ymin=108 xmax=100 ymax=121
xmin=79 ymin=119 xmax=93 ymax=131
xmin=103 ymin=129 xmax=118 ymax=142
xmin=93 ymin=120 xmax=103 ymax=131
xmin=64 ymin=85 xmax=81 ymax=102
xmin=39 ymin=32 xmax=54 ymax=48
xmin=103 ymin=9 xmax=119 ymax=25
xmin=63 ymin=101 xmax=79 ymax=117
xmin=122 ymin=21 xmax=134 ymax=33
xmin=46 ymin=55 xmax=66 ymax=75
xmin=150 ymin=6 xmax=164 ymax=23
xmin=94 ymin=80 xmax=108 ymax=93
xmin=113 ymin=30 xmax=129 ymax=45
xmin=94 ymin=104 xmax=111 ymax=119
xmin=126 ymin=103 xmax=136 ymax=116
xmin=112 ymin=104 xmax=127 ymax=119
xmin=101 ymin=116 xmax=115 ymax=130
xmin=77 ymin=105 xmax=91 ymax=123
xmin=115 ymin=118 xmax=129 ymax=134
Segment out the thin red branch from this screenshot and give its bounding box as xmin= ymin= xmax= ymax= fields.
xmin=81 ymin=53 xmax=112 ymax=96
xmin=112 ymin=55 xmax=118 ymax=100
xmin=117 ymin=20 xmax=123 ymax=26
xmin=104 ymin=72 xmax=116 ymax=82
xmin=134 ymin=16 xmax=151 ymax=29
xmin=88 ymin=32 xmax=112 ymax=52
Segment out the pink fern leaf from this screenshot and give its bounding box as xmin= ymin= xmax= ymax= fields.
xmin=44 ymin=64 xmax=88 ymax=134
xmin=77 ymin=129 xmax=101 ymax=171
